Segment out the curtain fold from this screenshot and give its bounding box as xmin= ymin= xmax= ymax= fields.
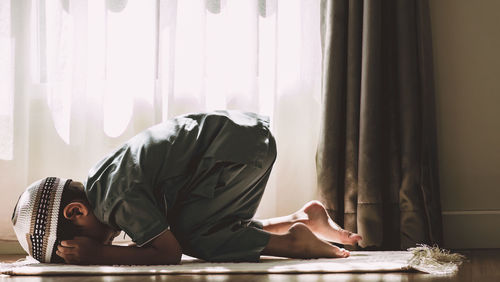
xmin=317 ymin=0 xmax=443 ymax=250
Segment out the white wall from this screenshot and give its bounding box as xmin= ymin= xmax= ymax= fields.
xmin=430 ymin=0 xmax=500 ymax=248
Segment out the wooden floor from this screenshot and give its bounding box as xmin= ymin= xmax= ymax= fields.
xmin=1 ymin=249 xmax=499 ymax=282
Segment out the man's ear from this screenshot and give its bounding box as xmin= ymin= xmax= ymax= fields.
xmin=63 ymin=202 xmax=89 ymax=220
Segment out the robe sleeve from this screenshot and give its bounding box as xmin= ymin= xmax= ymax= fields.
xmin=109 ymin=185 xmax=169 ymax=247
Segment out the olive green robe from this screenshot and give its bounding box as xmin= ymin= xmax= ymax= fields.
xmin=84 ymin=111 xmax=276 ymax=262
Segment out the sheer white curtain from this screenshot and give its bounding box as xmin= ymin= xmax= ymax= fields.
xmin=0 ymin=0 xmax=321 ymax=240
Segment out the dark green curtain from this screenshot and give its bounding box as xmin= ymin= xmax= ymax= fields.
xmin=316 ymin=0 xmax=443 ymax=250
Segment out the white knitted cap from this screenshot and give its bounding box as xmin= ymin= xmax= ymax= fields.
xmin=11 ymin=177 xmax=70 ymax=263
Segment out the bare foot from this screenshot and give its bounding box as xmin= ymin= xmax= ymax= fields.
xmin=298 ymin=201 xmax=362 ymax=245
xmin=288 ymin=223 xmax=350 ymax=259
xmin=262 ymin=222 xmax=349 ymax=259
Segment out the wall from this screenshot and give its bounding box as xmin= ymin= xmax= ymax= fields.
xmin=429 ymin=0 xmax=500 ymax=248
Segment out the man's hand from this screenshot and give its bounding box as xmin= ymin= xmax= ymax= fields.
xmin=56 ymin=236 xmax=102 ymax=264
xmin=55 ymin=230 xmax=182 ymax=265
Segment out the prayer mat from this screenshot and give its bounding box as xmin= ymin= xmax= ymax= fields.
xmin=0 ymin=249 xmax=464 ymax=276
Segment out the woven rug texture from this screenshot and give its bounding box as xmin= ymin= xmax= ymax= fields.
xmin=0 ymin=251 xmax=424 ymax=276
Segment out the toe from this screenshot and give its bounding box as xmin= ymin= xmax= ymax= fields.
xmin=338 ymin=248 xmax=350 ymax=258
xmin=340 ymin=231 xmax=363 ymax=245
xmin=349 ymin=233 xmax=363 ymax=241
xmin=330 ymin=245 xmax=351 ymax=258
xmin=343 ymin=249 xmax=350 ymax=258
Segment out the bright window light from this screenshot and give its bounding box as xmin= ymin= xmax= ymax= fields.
xmin=0 ymin=0 xmax=13 ymax=160
xmin=103 ymin=0 xmax=156 ymax=137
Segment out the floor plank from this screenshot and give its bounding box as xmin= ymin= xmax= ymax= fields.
xmin=1 ymin=249 xmax=499 ymax=281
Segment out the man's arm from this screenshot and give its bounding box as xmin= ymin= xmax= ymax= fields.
xmin=56 ymin=230 xmax=182 ymax=265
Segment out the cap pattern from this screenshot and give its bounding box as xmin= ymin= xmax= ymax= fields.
xmin=12 ymin=177 xmax=70 ymax=263
xmin=30 ymin=177 xmax=57 ymax=261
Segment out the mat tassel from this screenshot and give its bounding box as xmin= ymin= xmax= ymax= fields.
xmin=407 ymin=244 xmax=466 ymax=275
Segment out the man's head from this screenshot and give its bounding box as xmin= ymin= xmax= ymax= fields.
xmin=11 ymin=177 xmax=120 ymax=263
